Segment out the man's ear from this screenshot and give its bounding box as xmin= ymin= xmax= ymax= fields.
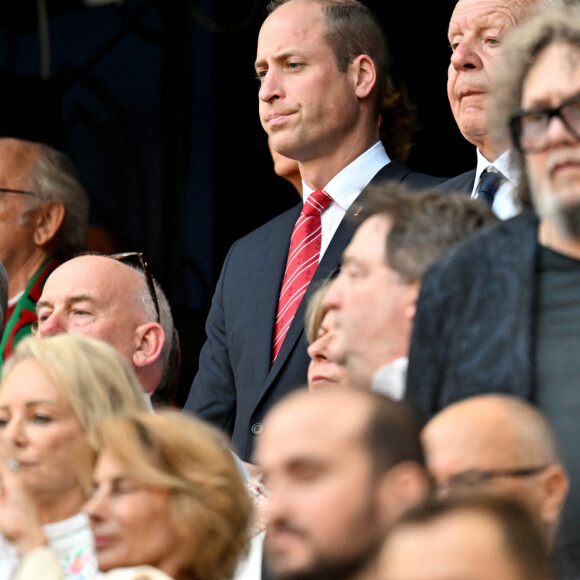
xmin=377 ymin=461 xmax=429 ymax=528
xmin=32 ymin=201 xmax=65 ymax=248
xmin=351 ymin=54 xmax=377 ymax=100
xmin=133 ymin=322 xmax=165 ymax=370
xmin=537 ymin=465 xmax=569 ymax=533
xmin=405 ymin=280 xmax=421 ymax=323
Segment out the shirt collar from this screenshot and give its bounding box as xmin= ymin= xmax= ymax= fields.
xmin=302 ymin=142 xmax=390 ymax=210
xmin=475 ymin=148 xmax=518 ymax=186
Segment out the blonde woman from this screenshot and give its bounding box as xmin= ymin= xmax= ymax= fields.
xmin=4 ymin=411 xmax=252 ymax=580
xmin=0 ymin=334 xmax=148 ymax=579
xmin=305 ymin=281 xmax=349 ymax=391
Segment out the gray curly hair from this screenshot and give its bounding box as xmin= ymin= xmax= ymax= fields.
xmin=492 ymin=4 xmax=580 ymax=210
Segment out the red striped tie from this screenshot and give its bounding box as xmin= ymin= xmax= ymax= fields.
xmin=272 ymin=189 xmax=333 ymax=363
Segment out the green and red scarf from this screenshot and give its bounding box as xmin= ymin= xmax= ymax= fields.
xmin=0 ymin=256 xmax=61 ymax=368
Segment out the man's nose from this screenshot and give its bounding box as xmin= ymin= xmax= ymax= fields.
xmin=307 ymin=337 xmax=328 ymax=361
xmin=35 ymin=313 xmax=65 ymax=337
xmin=450 ymin=36 xmax=483 ymax=71
xmin=259 ymin=68 xmax=283 ymax=103
xmin=545 ymin=113 xmax=580 ymax=148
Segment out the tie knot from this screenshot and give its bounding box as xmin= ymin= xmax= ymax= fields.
xmin=477 ymin=169 xmax=503 ymax=206
xmin=303 ymin=190 xmax=333 ymax=217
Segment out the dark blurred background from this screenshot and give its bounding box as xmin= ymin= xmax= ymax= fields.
xmin=0 ymin=0 xmax=473 ymax=405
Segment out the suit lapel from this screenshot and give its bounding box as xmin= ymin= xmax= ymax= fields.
xmin=439 ymin=169 xmax=476 ymax=194
xmin=262 ymin=160 xmax=412 ymax=389
xmin=250 ymin=203 xmax=303 ymax=382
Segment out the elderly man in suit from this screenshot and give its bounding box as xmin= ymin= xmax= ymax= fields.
xmin=185 ymin=0 xmax=442 ymax=460
xmin=441 ymin=0 xmax=543 ymax=219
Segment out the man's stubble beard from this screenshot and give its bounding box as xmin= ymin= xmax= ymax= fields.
xmin=265 ymin=491 xmax=386 ymax=580
xmin=266 ymin=543 xmax=382 ymax=580
xmin=529 ymin=149 xmax=580 ymax=241
xmin=531 ymin=181 xmax=580 ymax=241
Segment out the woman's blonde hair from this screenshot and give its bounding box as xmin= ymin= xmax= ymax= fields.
xmin=88 ymin=411 xmax=252 ymax=580
xmin=305 ymin=280 xmax=334 ymax=345
xmin=2 ymin=334 xmax=148 ymax=431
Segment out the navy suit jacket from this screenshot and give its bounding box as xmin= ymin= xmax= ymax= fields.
xmin=186 ymin=159 xmax=444 ymax=459
xmin=438 ymin=169 xmax=475 ymax=194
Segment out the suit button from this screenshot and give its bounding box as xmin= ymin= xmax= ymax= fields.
xmin=251 ymin=422 xmax=264 ymax=435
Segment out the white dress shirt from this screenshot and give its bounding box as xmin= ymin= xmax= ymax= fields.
xmin=371 ymin=357 xmax=408 ymax=400
xmin=302 ymin=141 xmax=390 ymax=257
xmin=472 ymin=149 xmax=520 ymax=220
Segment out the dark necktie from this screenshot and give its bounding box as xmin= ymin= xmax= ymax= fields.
xmin=272 ymin=189 xmax=333 ymax=363
xmin=477 ymin=169 xmax=503 ymax=206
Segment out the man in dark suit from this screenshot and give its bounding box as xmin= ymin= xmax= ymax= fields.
xmin=441 ymin=0 xmax=541 ymax=219
xmin=406 ymin=6 xmax=580 ymax=571
xmin=185 ymin=0 xmax=442 ymax=460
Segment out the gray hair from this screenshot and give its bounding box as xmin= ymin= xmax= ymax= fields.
xmin=128 ymin=265 xmax=175 ymax=380
xmin=493 ymin=4 xmax=580 ymax=210
xmin=23 ymin=143 xmax=89 ymax=259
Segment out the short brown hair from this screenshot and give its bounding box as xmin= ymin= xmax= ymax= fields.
xmin=493 ymin=5 xmax=580 ymax=210
xmin=265 ymin=0 xmax=414 ymax=160
xmin=359 ymin=184 xmax=497 ymax=282
xmin=362 ymin=394 xmax=425 ymax=476
xmin=88 ymin=411 xmax=252 ymax=580
xmin=384 ymin=494 xmax=553 ymax=580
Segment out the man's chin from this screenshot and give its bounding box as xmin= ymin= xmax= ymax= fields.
xmin=531 ymin=181 xmax=580 ymax=241
xmin=556 ymin=202 xmax=580 ymax=240
xmin=542 ymin=194 xmax=580 ymax=241
xmin=265 ymin=545 xmax=312 ymax=580
xmin=265 ymin=550 xmax=375 ymax=580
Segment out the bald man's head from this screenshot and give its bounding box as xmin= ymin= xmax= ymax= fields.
xmin=35 ymin=255 xmax=172 ymax=393
xmin=423 ymin=395 xmax=568 ymax=543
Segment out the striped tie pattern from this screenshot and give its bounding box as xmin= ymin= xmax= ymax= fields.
xmin=272 ymin=189 xmax=333 ymax=363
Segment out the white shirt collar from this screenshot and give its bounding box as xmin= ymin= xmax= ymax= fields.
xmin=302 ymin=141 xmax=390 ymax=210
xmin=371 ymin=357 xmax=408 ymax=401
xmin=474 ymin=148 xmax=518 ymax=189
xmin=473 ymin=148 xmax=520 ymax=220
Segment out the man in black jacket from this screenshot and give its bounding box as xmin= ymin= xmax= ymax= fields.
xmin=406 ymin=6 xmax=580 ymax=572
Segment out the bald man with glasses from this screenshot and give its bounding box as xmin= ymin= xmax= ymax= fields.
xmin=405 ymin=6 xmax=580 ymax=574
xmin=422 ymin=395 xmax=568 ymax=547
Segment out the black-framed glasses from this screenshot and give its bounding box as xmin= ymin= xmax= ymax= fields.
xmin=0 ymin=188 xmax=36 ymax=196
xmin=107 ymin=252 xmax=160 ymax=323
xmin=510 ymin=94 xmax=580 ymax=153
xmin=433 ymin=465 xmax=550 ymax=495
